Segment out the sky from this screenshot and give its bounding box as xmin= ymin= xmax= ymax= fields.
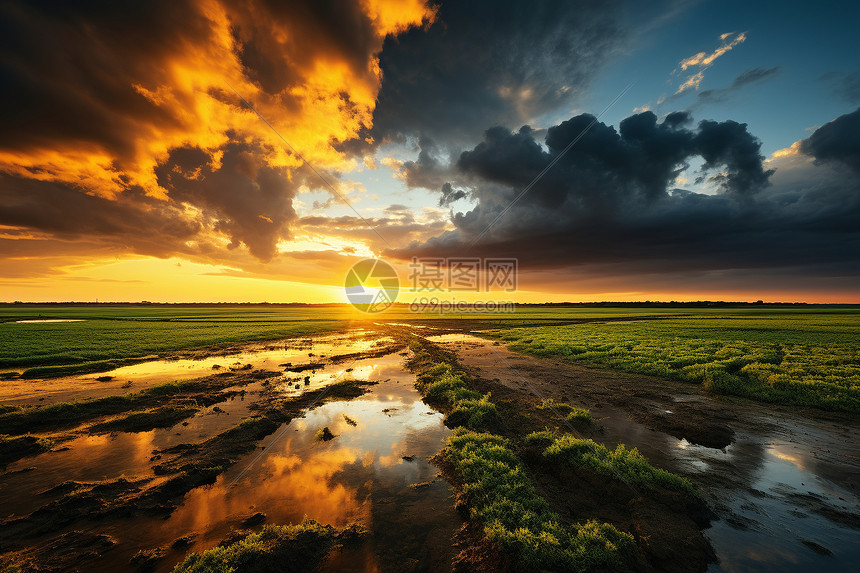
xmin=0 ymin=0 xmax=859 ymax=303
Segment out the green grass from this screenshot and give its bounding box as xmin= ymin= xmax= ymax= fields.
xmin=0 ymin=435 xmax=52 ymax=466
xmin=5 ymin=304 xmax=855 ymax=382
xmin=410 ymin=342 xmax=638 ymax=570
xmin=446 ymin=429 xmax=635 ymax=571
xmin=411 ymin=347 xmax=500 ymax=430
xmin=3 ymin=302 xmax=621 ymax=375
xmin=0 ymin=305 xmax=349 ymax=376
xmin=489 ymin=312 xmax=860 ymax=411
xmin=537 ymin=399 xmax=592 ymax=423
xmin=0 ymin=381 xmax=199 ymax=434
xmin=90 ymin=406 xmax=199 ymax=433
xmin=532 ymin=432 xmax=695 ymax=495
xmin=172 ymin=519 xmax=348 ymax=573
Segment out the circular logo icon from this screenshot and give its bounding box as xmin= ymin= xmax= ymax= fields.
xmin=344 ymin=258 xmax=399 ymax=313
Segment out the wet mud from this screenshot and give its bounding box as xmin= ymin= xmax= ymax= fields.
xmin=429 ymin=333 xmax=860 ymax=572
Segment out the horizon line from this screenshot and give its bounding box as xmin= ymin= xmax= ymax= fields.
xmin=2 ymin=301 xmax=859 ymax=307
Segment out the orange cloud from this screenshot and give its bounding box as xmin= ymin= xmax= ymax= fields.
xmin=0 ymin=0 xmax=435 ymax=272
xmin=675 ymin=32 xmax=747 ymax=94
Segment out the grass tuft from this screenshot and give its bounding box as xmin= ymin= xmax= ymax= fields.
xmin=172 ymin=518 xmax=355 ymax=573
xmin=314 ymin=426 xmax=335 ymax=442
xmin=409 ymin=346 xmax=498 ymax=431
xmin=536 ymin=398 xmax=592 ymax=423
xmin=446 ymin=429 xmax=635 ymax=571
xmin=0 ymin=434 xmax=52 ymax=467
xmin=540 ymin=434 xmax=695 ymax=494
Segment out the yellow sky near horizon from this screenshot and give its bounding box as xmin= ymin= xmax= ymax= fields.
xmin=2 ymin=255 xmax=855 ymax=304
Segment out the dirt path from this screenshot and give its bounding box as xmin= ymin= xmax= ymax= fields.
xmin=429 ymin=333 xmax=860 ymax=572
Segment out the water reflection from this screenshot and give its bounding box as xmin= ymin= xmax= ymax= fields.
xmin=0 ymin=330 xmax=391 ymax=405
xmin=3 ymin=350 xmax=461 ymax=572
xmin=148 ymin=361 xmax=459 ymax=572
xmin=0 ymin=389 xmax=259 ymax=519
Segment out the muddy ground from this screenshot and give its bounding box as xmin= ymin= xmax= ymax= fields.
xmin=2 ymin=330 xmax=462 ymax=573
xmin=0 ymin=325 xmax=857 ymax=572
xmin=428 ymin=333 xmax=860 ymax=571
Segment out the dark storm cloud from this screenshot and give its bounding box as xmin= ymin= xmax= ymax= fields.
xmin=387 ymin=110 xmax=860 ymax=279
xmin=399 ymin=137 xmax=455 ymax=190
xmin=154 ymin=142 xmax=299 ymax=261
xmin=361 ymin=0 xmax=624 ymax=147
xmin=456 ymin=111 xmax=771 ymax=205
xmin=0 ymin=175 xmax=200 ymax=257
xmin=800 ymin=107 xmax=860 ymax=174
xmin=694 ymin=119 xmax=775 ymax=194
xmin=697 ymin=66 xmax=781 ymax=105
xmin=0 ymin=0 xmax=211 ymax=157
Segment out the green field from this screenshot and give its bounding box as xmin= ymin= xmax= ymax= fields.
xmin=3 ymin=305 xmax=859 ymax=413
xmin=488 ymin=311 xmax=860 ymax=412
xmin=0 ymin=303 xmax=737 ymax=376
xmin=0 ymin=306 xmax=352 ymax=377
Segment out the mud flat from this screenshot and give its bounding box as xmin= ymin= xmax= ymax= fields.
xmin=0 ymin=330 xmax=461 ymax=572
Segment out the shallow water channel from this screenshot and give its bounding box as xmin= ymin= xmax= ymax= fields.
xmin=0 ymin=331 xmax=461 ymax=572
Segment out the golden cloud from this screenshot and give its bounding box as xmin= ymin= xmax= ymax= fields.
xmin=0 ymin=0 xmax=435 ymax=271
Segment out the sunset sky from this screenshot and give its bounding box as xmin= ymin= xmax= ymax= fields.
xmin=1 ymin=0 xmax=859 ymax=303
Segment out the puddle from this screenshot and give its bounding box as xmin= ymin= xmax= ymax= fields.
xmin=0 ymin=331 xmax=393 ymax=406
xmin=146 ymin=376 xmax=458 ymax=572
xmin=0 ymin=340 xmax=462 ymax=572
xmin=0 ymin=390 xmax=259 ymax=519
xmin=430 ymin=332 xmax=860 ymax=573
xmin=701 ymin=438 xmax=860 ymax=572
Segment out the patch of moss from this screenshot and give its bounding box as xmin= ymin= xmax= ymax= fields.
xmin=91 ymin=406 xmax=199 ymax=433
xmin=0 ymin=435 xmax=52 ymax=467
xmin=314 ymin=426 xmax=335 ymax=442
xmin=172 ymin=519 xmax=361 ymax=573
